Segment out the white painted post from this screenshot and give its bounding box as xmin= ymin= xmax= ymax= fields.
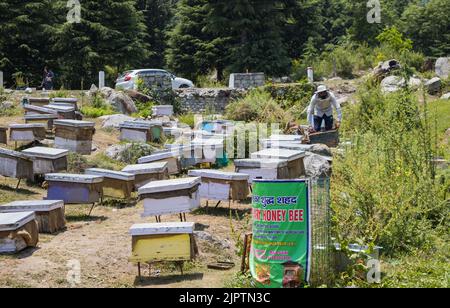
xmin=0 ymin=71 xmax=3 ymax=89
xmin=99 ymin=71 xmax=105 ymax=89
xmin=307 ymin=67 xmax=314 ymax=84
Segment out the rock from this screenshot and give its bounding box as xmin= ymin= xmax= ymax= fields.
xmin=425 ymin=77 xmax=441 ymax=95
xmin=435 ymin=57 xmax=450 ymax=79
xmin=194 ymin=231 xmax=231 ymax=249
xmin=0 ymin=101 xmax=14 ymax=109
xmin=304 ymin=154 xmax=331 ymax=178
xmin=408 ymin=77 xmax=422 ymax=90
xmin=89 ymin=84 xmax=98 ymax=96
xmin=24 ymin=87 xmax=33 ymax=94
xmin=99 ymin=114 xmax=135 ymax=129
xmin=373 ymin=59 xmax=401 ymax=80
xmin=125 ymin=89 xmax=153 ymax=103
xmin=310 ymin=144 xmax=332 ymax=157
xmin=441 ymin=93 xmax=450 ymax=100
xmin=105 ymin=142 xmax=157 ymax=164
xmin=381 ymin=76 xmax=405 ymax=93
xmin=100 ymin=87 xmax=137 ymax=114
xmin=194 ymin=223 xmax=210 ymax=231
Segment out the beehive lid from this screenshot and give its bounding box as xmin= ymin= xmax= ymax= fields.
xmin=269 ymin=134 xmax=303 ymax=142
xmin=23 ymin=105 xmax=57 ymax=114
xmin=44 ymin=104 xmax=76 ymax=112
xmin=188 ymin=169 xmax=249 ymax=181
xmin=22 ymin=147 xmax=69 ymax=159
xmin=54 ymin=120 xmax=95 ymax=128
xmin=0 ymin=147 xmax=32 ymax=160
xmin=129 ymin=222 xmax=195 ymax=236
xmin=9 ymin=123 xmax=46 ymax=129
xmin=251 ymin=148 xmax=305 ymax=161
xmin=262 ymin=140 xmax=314 ymax=151
xmin=234 ymin=158 xmax=288 ymax=168
xmin=85 ymin=168 xmax=135 ymax=181
xmin=0 ymin=211 xmax=35 ymax=231
xmin=192 ymin=138 xmax=224 ymax=146
xmin=45 ymin=173 xmax=103 ymax=184
xmin=0 ymin=200 xmax=64 ymax=213
xmin=138 ymin=151 xmax=179 ymax=164
xmin=0 ymin=127 xmax=7 ymax=131
xmin=120 ymin=120 xmax=162 ymax=130
xmin=122 ymin=162 xmax=168 ymax=175
xmin=52 ymin=97 xmax=78 ymax=103
xmin=24 ymin=114 xmax=58 ymax=120
xmin=138 ymin=177 xmax=201 ymax=195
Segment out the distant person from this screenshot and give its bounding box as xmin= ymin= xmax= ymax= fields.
xmin=41 ymin=66 xmax=55 ymax=90
xmin=307 ymin=85 xmax=342 ymax=132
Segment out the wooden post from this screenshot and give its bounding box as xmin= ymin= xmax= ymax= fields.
xmin=99 ymin=71 xmax=105 ymax=89
xmin=0 ymin=71 xmax=3 ymax=89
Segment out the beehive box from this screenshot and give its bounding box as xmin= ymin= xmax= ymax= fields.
xmin=0 ymin=200 xmax=65 ymax=234
xmin=24 ymin=114 xmax=58 ymax=131
xmin=46 ymin=173 xmax=103 ymax=204
xmin=166 ymin=144 xmax=203 ymax=168
xmin=54 ymin=120 xmax=95 ymax=155
xmin=269 ymin=134 xmax=303 ymax=142
xmin=163 ymin=127 xmax=183 ymax=139
xmin=129 ymin=222 xmax=196 ymax=263
xmin=138 ymin=151 xmax=181 ymax=175
xmin=0 ymin=211 xmax=39 ymax=253
xmin=23 ymin=104 xmax=57 ymax=116
xmin=308 ymin=130 xmax=340 ymax=148
xmin=251 ymin=148 xmax=306 ymax=178
xmin=0 ymin=127 xmax=7 ymax=144
xmin=44 ymin=104 xmax=77 ymax=119
xmin=261 ymin=140 xmax=314 ymax=152
xmin=152 ymin=105 xmax=174 ymax=117
xmin=26 ymin=97 xmax=50 ymax=107
xmin=22 ymin=147 xmax=69 ymax=175
xmin=9 ymin=123 xmax=46 ymax=142
xmin=119 ymin=121 xmax=164 ymax=143
xmin=0 ymin=148 xmax=34 ymax=180
xmin=138 ymin=177 xmax=201 ymax=217
xmin=122 ymin=162 xmax=169 ymax=189
xmin=85 ymin=168 xmax=135 ymax=199
xmin=188 ymin=169 xmax=249 ymax=201
xmin=192 ymin=138 xmax=225 ymax=164
xmin=51 ymin=98 xmax=78 ymax=110
xmin=234 ymin=158 xmax=290 ymax=184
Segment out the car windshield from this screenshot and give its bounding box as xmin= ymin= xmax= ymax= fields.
xmin=118 ymin=71 xmax=133 ymax=78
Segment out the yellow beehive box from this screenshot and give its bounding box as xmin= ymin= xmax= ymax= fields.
xmin=129 ymin=222 xmax=195 ymax=264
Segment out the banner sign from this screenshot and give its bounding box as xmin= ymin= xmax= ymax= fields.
xmin=250 ymin=180 xmax=311 ymax=288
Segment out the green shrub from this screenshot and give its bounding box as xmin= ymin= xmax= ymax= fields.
xmin=178 ymin=112 xmax=196 ymax=128
xmin=80 ymin=106 xmax=115 ymax=118
xmin=196 ymin=75 xmax=226 ymax=88
xmin=332 ymin=88 xmax=447 ymax=256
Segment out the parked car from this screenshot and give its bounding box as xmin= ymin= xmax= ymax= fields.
xmin=115 ymin=69 xmax=194 ymax=90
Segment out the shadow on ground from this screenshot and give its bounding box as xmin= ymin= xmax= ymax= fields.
xmin=133 ymin=273 xmax=204 ymax=287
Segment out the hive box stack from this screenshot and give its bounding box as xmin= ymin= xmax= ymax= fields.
xmin=22 ymin=147 xmax=68 ymax=175
xmin=234 ymin=159 xmax=289 ymax=183
xmin=9 ymin=124 xmax=46 ymax=143
xmin=0 ymin=127 xmax=7 ymax=144
xmin=139 ymin=177 xmax=201 ymax=217
xmin=54 ymin=120 xmax=95 ymax=155
xmin=24 ymin=114 xmax=58 ymax=131
xmin=44 ymin=104 xmax=77 ymax=120
xmin=46 ymin=174 xmax=103 ymax=204
xmin=251 ymin=148 xmax=306 ymax=178
xmin=85 ymin=168 xmax=135 ymax=199
xmin=27 ymin=97 xmax=50 ymax=107
xmin=0 ymin=200 xmax=66 ymax=234
xmin=138 ymin=152 xmax=181 ymax=175
xmin=0 ymin=212 xmax=39 ymax=253
xmin=152 ymin=105 xmax=174 ymax=117
xmin=119 ymin=121 xmax=164 ymax=143
xmin=129 ymin=222 xmax=197 ymax=264
xmin=188 ymin=169 xmax=249 ymax=201
xmin=122 ymin=162 xmax=169 ymax=189
xmin=308 ymin=130 xmax=340 ymax=148
xmin=51 ymin=97 xmax=78 ymax=109
xmin=0 ymin=148 xmax=34 ymax=180
xmin=23 ymin=104 xmax=57 ymax=116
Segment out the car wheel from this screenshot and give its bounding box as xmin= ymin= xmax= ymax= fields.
xmin=179 ymin=84 xmax=190 ymax=89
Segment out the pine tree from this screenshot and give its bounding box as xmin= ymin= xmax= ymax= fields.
xmin=0 ymin=0 xmax=55 ymax=87
xmin=52 ymin=0 xmax=149 ymax=89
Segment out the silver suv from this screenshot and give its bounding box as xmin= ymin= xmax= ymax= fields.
xmin=115 ymin=69 xmax=194 ymax=90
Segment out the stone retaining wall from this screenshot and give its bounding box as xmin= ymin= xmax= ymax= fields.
xmin=175 ymin=88 xmax=246 ymax=113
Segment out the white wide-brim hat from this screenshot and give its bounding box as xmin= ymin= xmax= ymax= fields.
xmin=315 ymin=85 xmax=328 ymax=94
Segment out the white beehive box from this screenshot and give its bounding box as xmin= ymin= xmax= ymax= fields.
xmin=9 ymin=123 xmax=46 ymax=142
xmin=54 ymin=120 xmax=95 ymax=155
xmin=234 ymin=158 xmax=290 ymax=183
xmin=138 ymin=151 xmax=181 ymax=175
xmin=22 ymin=147 xmax=69 ymax=175
xmin=188 ymin=169 xmax=249 ymax=201
xmin=138 ymin=177 xmax=201 ymax=217
xmin=122 ymin=162 xmax=169 ymax=189
xmin=251 ymin=148 xmax=306 ymax=178
xmin=152 ymin=105 xmax=174 ymax=117
xmin=0 ymin=211 xmax=38 ymax=253
xmin=129 ymin=222 xmax=195 ymax=236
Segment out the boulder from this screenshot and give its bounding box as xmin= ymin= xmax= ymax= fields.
xmin=408 ymin=77 xmax=422 ymax=90
xmin=435 ymin=57 xmax=450 ymax=79
xmin=125 ymin=90 xmax=153 ymax=103
xmin=100 ymin=87 xmax=137 ymax=114
xmin=194 ymin=231 xmax=231 ymax=249
xmin=0 ymin=101 xmax=14 ymax=110
xmin=425 ymin=77 xmax=441 ymax=95
xmin=441 ymin=93 xmax=450 ymax=100
xmin=381 ymin=76 xmax=405 ymax=93
xmin=304 ymin=154 xmax=331 ymax=178
xmin=99 ymin=114 xmax=135 ymax=129
xmin=373 ymin=59 xmax=401 ymax=80
xmin=310 ymin=144 xmax=332 ymax=157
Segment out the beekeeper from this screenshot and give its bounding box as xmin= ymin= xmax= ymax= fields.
xmin=307 ymin=85 xmax=342 ymax=132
